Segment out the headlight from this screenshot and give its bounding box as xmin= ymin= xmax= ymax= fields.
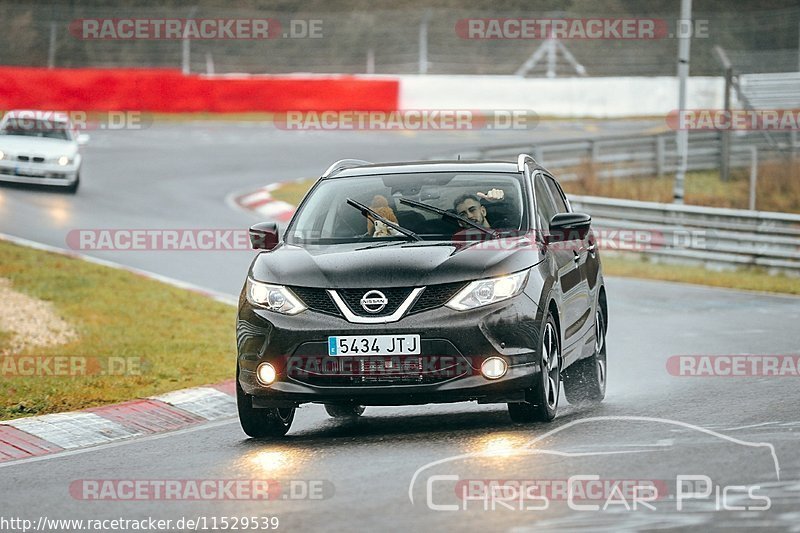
xmin=57 ymin=155 xmax=71 ymax=166
xmin=0 ymin=150 xmax=5 ymax=160
xmin=246 ymin=278 xmax=306 ymax=315
xmin=446 ymin=269 xmax=529 ymax=311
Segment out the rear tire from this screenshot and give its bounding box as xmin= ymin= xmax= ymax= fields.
xmin=564 ymin=307 xmax=607 ymax=405
xmin=324 ymin=404 xmax=366 ymax=418
xmin=236 ymin=373 xmax=294 ymax=438
xmin=508 ymin=313 xmax=560 ymax=423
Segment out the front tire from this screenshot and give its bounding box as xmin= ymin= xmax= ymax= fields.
xmin=324 ymin=404 xmax=366 ymax=418
xmin=564 ymin=307 xmax=607 ymax=405
xmin=64 ymin=174 xmax=80 ymax=194
xmin=236 ymin=374 xmax=295 ymax=438
xmin=508 ymin=314 xmax=560 ymax=423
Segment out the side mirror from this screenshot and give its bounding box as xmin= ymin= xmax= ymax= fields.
xmin=547 ymin=213 xmax=591 ymax=243
xmin=249 ymin=222 xmax=279 ymax=250
xmin=76 ymin=133 xmax=90 ymax=145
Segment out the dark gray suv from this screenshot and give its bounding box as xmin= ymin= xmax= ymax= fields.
xmin=236 ymin=155 xmax=608 ymax=437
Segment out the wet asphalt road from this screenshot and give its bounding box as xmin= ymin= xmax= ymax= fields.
xmin=0 ymin=120 xmax=799 ymax=532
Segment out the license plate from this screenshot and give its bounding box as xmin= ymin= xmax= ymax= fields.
xmin=15 ymin=165 xmax=45 ymax=177
xmin=328 ymin=334 xmax=420 ymax=356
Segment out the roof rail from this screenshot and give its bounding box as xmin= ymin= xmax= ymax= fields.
xmin=517 ymin=153 xmax=537 ymax=172
xmin=321 ymin=159 xmax=372 ymax=178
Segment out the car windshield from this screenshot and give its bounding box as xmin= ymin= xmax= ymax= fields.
xmin=287 ymin=172 xmax=527 ymax=245
xmin=1 ymin=118 xmax=71 ymax=140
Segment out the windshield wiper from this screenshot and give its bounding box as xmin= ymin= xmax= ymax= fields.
xmin=398 ymin=198 xmax=496 ymax=237
xmin=345 ymin=198 xmax=422 ymax=241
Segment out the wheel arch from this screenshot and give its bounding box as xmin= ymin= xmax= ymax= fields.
xmin=547 ymin=298 xmax=562 ymax=356
xmin=598 ymin=284 xmax=608 ymax=331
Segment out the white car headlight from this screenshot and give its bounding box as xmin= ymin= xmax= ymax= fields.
xmin=0 ymin=150 xmax=5 ymax=160
xmin=57 ymin=155 xmax=71 ymax=166
xmin=246 ymin=278 xmax=306 ymax=315
xmin=446 ymin=269 xmax=529 ymax=311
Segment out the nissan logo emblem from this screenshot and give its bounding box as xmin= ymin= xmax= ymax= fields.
xmin=360 ymin=290 xmax=388 ymax=313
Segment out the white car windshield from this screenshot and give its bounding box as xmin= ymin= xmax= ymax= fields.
xmin=287 ymin=172 xmax=527 ymax=245
xmin=1 ymin=118 xmax=72 ymax=140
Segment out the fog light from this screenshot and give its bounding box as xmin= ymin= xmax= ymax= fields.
xmin=481 ymin=357 xmax=507 ymax=379
xmin=256 ymin=363 xmax=277 ymax=385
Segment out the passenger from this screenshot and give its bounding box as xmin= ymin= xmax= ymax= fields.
xmin=453 ymin=189 xmax=505 ymax=229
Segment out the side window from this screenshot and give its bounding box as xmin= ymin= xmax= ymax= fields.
xmin=533 ymin=173 xmax=557 ymax=231
xmin=544 ymin=175 xmax=569 ymax=213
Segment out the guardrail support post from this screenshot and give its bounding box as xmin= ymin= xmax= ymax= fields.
xmin=748 ymin=146 xmax=758 ymax=211
xmin=720 ymin=66 xmax=733 ymax=182
xmin=47 ymin=22 xmax=57 ymax=69
xmin=182 ymin=6 xmax=198 ymax=75
xmin=673 ymin=0 xmax=693 ymax=204
xmin=713 ymin=45 xmax=733 ymax=182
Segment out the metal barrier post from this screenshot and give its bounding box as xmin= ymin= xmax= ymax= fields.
xmin=713 ymin=46 xmax=733 ymax=182
xmin=749 ymin=146 xmax=758 ymax=211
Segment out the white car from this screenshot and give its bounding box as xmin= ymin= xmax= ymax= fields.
xmin=0 ymin=110 xmax=88 ymax=193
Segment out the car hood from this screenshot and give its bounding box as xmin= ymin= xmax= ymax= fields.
xmin=249 ymin=238 xmax=543 ymax=288
xmin=0 ymin=135 xmax=78 ymax=158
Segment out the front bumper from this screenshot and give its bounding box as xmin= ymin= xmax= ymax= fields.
xmin=237 ymin=293 xmax=544 ymax=407
xmin=0 ymin=161 xmax=79 ymax=186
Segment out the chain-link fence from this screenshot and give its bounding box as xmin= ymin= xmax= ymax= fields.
xmin=1 ymin=3 xmax=798 ymax=76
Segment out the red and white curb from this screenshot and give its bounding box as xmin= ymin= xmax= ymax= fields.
xmin=230 ymin=183 xmax=296 ymax=222
xmin=0 ymin=380 xmax=237 ymax=463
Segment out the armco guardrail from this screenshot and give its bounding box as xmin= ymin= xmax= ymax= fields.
xmin=455 ymin=130 xmax=799 ymax=180
xmin=569 ymin=195 xmax=800 ymax=275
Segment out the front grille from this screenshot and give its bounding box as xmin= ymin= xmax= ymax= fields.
xmin=337 ymin=287 xmax=415 ymax=317
xmin=409 ymin=282 xmax=467 ymax=314
xmin=290 ymin=286 xmax=340 ymax=316
xmin=15 ymin=155 xmax=45 ymax=163
xmin=289 ymin=282 xmax=468 ymax=318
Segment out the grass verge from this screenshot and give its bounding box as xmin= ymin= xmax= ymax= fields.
xmin=602 ymin=254 xmax=800 ymax=296
xmin=0 ymin=239 xmax=235 ymax=421
xmin=560 ymin=158 xmax=800 ymax=214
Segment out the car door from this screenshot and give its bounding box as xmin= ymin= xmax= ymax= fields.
xmin=543 ymin=173 xmax=593 ymax=352
xmin=533 ymin=172 xmax=587 ymax=360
